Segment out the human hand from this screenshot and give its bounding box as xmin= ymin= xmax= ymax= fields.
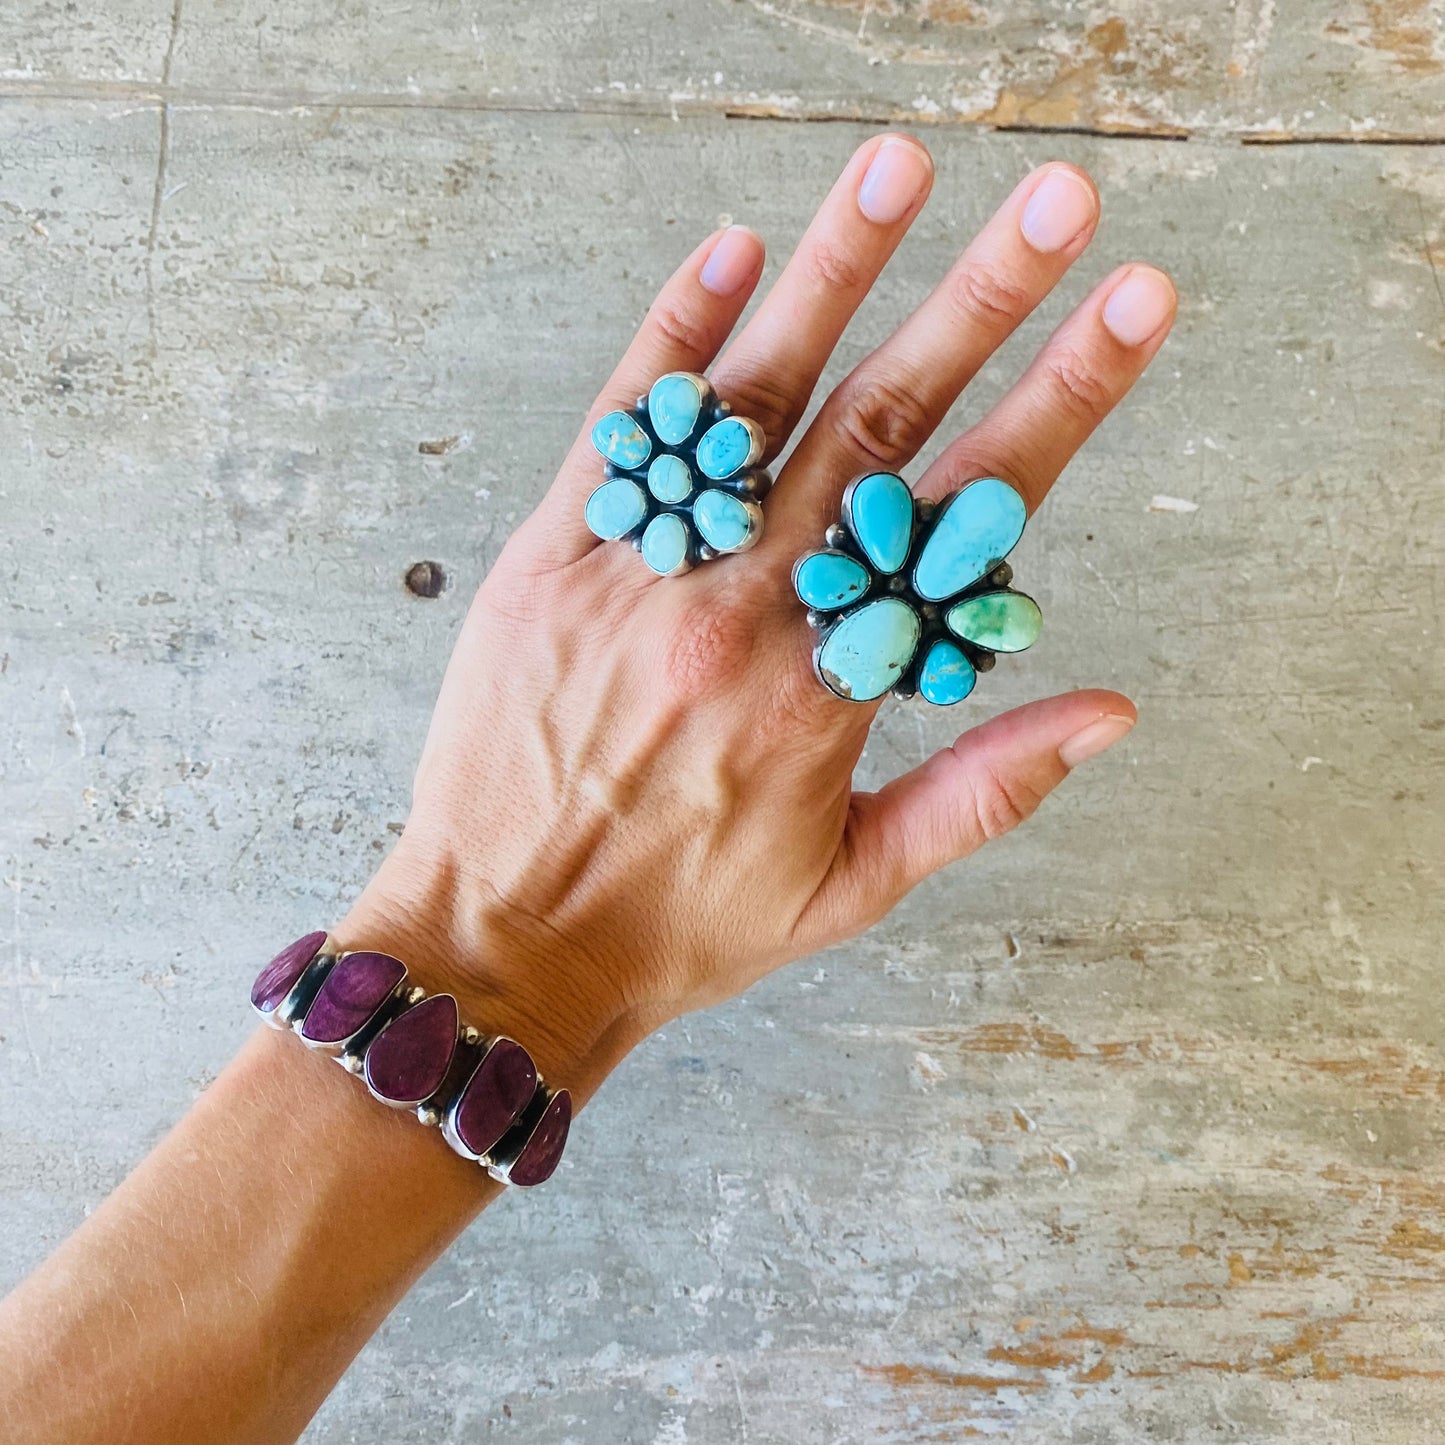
xmin=338 ymin=135 xmax=1175 ymax=1095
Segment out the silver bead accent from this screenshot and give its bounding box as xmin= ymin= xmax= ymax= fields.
xmin=406 ymin=985 xmax=426 ymax=1005
xmin=824 ymin=523 xmax=847 ymax=549
xmin=462 ymin=1025 xmax=482 ymax=1047
xmin=417 ymin=1105 xmax=441 ymax=1127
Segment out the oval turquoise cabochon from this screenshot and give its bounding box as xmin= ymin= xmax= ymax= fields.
xmin=591 ymin=410 xmax=652 ymax=471
xmin=918 ymin=638 xmax=977 ymax=706
xmin=794 ymin=550 xmax=870 ymax=611
xmin=696 ymin=417 xmax=760 ymax=480
xmin=845 ymin=471 xmax=913 ymax=575
xmin=912 ymin=477 xmax=1027 ymax=602
xmin=647 ymin=373 xmax=704 ymax=448
xmin=693 ymin=489 xmax=757 ymax=552
xmin=584 ymin=477 xmax=648 ymax=540
xmin=640 ymin=512 xmax=691 ymax=576
xmin=816 ymin=597 xmax=921 ymax=702
xmin=946 ymin=590 xmax=1043 ymax=653
xmin=647 ymin=453 xmax=693 ymax=504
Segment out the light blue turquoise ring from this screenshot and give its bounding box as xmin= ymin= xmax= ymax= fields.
xmin=586 ymin=372 xmax=770 ymax=577
xmin=793 ymin=472 xmax=1043 ymax=705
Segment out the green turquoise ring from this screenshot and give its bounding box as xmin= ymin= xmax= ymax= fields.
xmin=793 ymin=472 xmax=1042 ymax=705
xmin=586 ymin=373 xmax=771 ymax=577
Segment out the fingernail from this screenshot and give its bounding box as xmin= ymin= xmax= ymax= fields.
xmin=1019 ymin=167 xmax=1098 ymax=253
xmin=700 ymin=225 xmax=763 ymax=297
xmin=1101 ymin=267 xmax=1176 ymax=347
xmin=857 ymin=138 xmax=932 ymax=225
xmin=1059 ymin=713 xmax=1135 ymax=769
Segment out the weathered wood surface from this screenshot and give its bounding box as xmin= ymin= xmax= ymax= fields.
xmin=4 ymin=0 xmax=1445 ymax=140
xmin=3 ymin=5 xmax=1445 ymax=1441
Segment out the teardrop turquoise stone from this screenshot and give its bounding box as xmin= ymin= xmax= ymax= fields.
xmin=647 ymin=374 xmax=704 ymax=447
xmin=591 ymin=411 xmax=652 ymax=470
xmin=584 ymin=477 xmax=648 ymax=540
xmin=846 ymin=472 xmax=913 ymax=575
xmin=696 ymin=417 xmax=758 ymax=480
xmin=647 ymin=454 xmax=693 ymax=504
xmin=815 ymin=597 xmax=921 ymax=702
xmin=945 ymin=590 xmax=1042 ymax=653
xmin=640 ymin=512 xmax=690 ymax=575
xmin=794 ymin=551 xmax=869 ymax=611
xmin=918 ymin=638 xmax=977 ymax=706
xmin=912 ymin=478 xmax=1026 ymax=602
xmin=693 ymin=489 xmax=757 ymax=552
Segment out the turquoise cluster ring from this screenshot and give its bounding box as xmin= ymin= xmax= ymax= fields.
xmin=794 ymin=472 xmax=1042 ymax=704
xmin=585 ymin=372 xmax=771 ymax=577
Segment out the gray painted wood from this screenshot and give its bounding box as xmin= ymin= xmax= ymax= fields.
xmin=4 ymin=0 xmax=1445 ymax=139
xmin=2 ymin=8 xmax=1445 ymax=1441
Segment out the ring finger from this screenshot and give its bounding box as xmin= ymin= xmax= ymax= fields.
xmin=767 ymin=161 xmax=1102 ymax=553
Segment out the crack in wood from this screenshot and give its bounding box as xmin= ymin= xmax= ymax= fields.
xmin=2 ymin=79 xmax=1444 ymax=146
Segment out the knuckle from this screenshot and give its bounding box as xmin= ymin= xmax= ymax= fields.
xmin=649 ymin=298 xmax=713 ymax=361
xmin=660 ymin=598 xmax=756 ymax=705
xmin=718 ymin=371 xmax=798 ymax=449
xmin=830 ymin=371 xmax=934 ymax=470
xmin=804 ymin=238 xmax=867 ymax=296
xmin=968 ymin=758 xmax=1044 ymax=842
xmin=1044 ymin=344 xmax=1115 ymax=423
xmin=948 ymin=260 xmax=1034 ymax=332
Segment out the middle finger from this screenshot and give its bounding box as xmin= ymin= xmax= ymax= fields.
xmin=708 ymin=134 xmax=935 ymax=464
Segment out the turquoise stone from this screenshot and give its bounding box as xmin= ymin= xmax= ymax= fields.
xmin=815 ymin=597 xmax=921 ymax=702
xmin=591 ymin=410 xmax=652 ymax=470
xmin=584 ymin=477 xmax=648 ymax=540
xmin=946 ymin=590 xmax=1043 ymax=653
xmin=846 ymin=472 xmax=913 ymax=575
xmin=693 ymin=489 xmax=757 ymax=552
xmin=648 ymin=373 xmax=705 ymax=447
xmin=640 ymin=512 xmax=691 ymax=575
xmin=912 ymin=477 xmax=1027 ymax=602
xmin=696 ymin=417 xmax=760 ymax=480
xmin=794 ymin=550 xmax=870 ymax=611
xmin=647 ymin=453 xmax=693 ymax=504
xmin=918 ymin=638 xmax=977 ymax=706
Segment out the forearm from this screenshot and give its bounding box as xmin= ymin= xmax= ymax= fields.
xmin=0 ymin=871 xmax=645 ymax=1445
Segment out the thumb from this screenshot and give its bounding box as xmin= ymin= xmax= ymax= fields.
xmin=801 ymin=690 xmax=1136 ymax=945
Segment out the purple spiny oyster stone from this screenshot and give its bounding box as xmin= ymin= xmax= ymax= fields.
xmin=364 ymin=994 xmax=458 ymax=1104
xmin=250 ymin=931 xmax=328 ymax=1013
xmin=300 ymin=951 xmax=405 ymax=1044
xmin=452 ymin=1039 xmax=538 ymax=1158
xmin=507 ymin=1090 xmax=573 ymax=1187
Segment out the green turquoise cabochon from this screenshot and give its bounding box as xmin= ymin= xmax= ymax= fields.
xmin=912 ymin=477 xmax=1027 ymax=602
xmin=584 ymin=477 xmax=648 ymax=540
xmin=591 ymin=411 xmax=652 ymax=471
xmin=640 ymin=513 xmax=691 ymax=576
xmin=816 ymin=597 xmax=922 ymax=702
xmin=647 ymin=454 xmax=693 ymax=504
xmin=917 ymin=638 xmax=977 ymax=706
xmin=946 ymin=590 xmax=1043 ymax=653
xmin=647 ymin=373 xmax=705 ymax=447
xmin=794 ymin=550 xmax=870 ymax=611
xmin=845 ymin=472 xmax=913 ymax=575
xmin=693 ymin=489 xmax=758 ymax=553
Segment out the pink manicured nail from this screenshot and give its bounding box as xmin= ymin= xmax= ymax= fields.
xmin=1101 ymin=267 xmax=1176 ymax=347
xmin=857 ymin=138 xmax=932 ymax=225
xmin=700 ymin=225 xmax=763 ymax=297
xmin=1058 ymin=714 xmax=1135 ymax=768
xmin=1019 ymin=168 xmax=1098 ymax=253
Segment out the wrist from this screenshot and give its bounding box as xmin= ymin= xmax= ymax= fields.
xmin=333 ymin=840 xmax=655 ymax=1103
